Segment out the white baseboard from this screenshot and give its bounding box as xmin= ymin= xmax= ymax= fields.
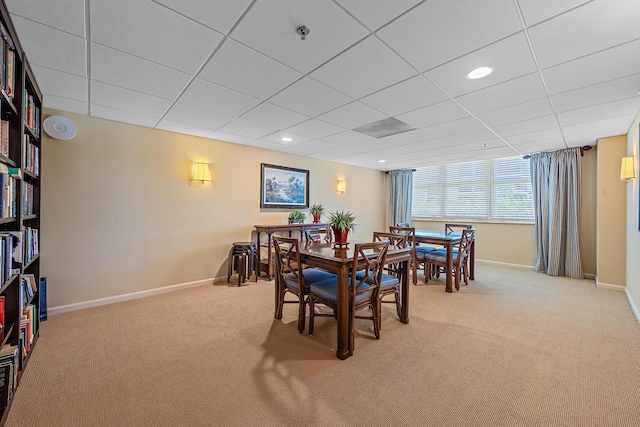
xmin=476 ymin=259 xmax=533 ymax=270
xmin=49 ymin=277 xmax=222 ymax=315
xmin=626 ymin=289 xmax=640 ymax=325
xmin=595 ymin=277 xmax=626 ymax=292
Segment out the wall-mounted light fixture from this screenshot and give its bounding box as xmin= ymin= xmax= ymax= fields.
xmin=337 ymin=179 xmax=346 ymax=194
xmin=192 ymin=162 xmax=211 ymax=183
xmin=620 ymin=156 xmax=636 ymax=183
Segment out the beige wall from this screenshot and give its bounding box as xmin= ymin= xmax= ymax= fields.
xmin=409 ymin=150 xmax=598 ymax=276
xmin=626 ymin=112 xmax=640 ymax=316
xmin=41 ymin=110 xmax=387 ymax=307
xmin=596 ymin=135 xmax=628 ymax=287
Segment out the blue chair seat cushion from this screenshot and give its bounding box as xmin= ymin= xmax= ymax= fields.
xmin=310 ymin=277 xmax=375 ymax=303
xmin=284 ymin=268 xmax=336 ymax=289
xmin=354 ymin=271 xmax=400 ymax=290
xmin=424 ymin=251 xmax=460 ymax=263
xmin=415 ymin=246 xmax=437 ymax=254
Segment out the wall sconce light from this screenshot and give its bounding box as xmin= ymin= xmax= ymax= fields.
xmin=620 ymin=156 xmax=636 ymax=183
xmin=192 ymin=162 xmax=211 ymax=183
xmin=337 ymin=179 xmax=346 ymax=194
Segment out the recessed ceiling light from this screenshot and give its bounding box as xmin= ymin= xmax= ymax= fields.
xmin=281 ymin=137 xmax=293 ymax=142
xmin=467 ymin=67 xmax=494 ymax=80
xmin=378 ymin=160 xmax=386 ymax=163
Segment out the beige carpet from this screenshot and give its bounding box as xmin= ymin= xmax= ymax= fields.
xmin=5 ymin=264 xmax=640 ymax=427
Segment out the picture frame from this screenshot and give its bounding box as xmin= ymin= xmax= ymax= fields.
xmin=260 ymin=163 xmax=309 ymax=209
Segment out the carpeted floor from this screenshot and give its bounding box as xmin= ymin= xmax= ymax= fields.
xmin=5 ymin=264 xmax=640 ymax=426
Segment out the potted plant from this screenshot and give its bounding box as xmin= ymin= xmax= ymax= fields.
xmin=328 ymin=209 xmax=356 ymax=245
xmin=309 ymin=204 xmax=324 ymax=223
xmin=288 ymin=210 xmax=306 ymax=224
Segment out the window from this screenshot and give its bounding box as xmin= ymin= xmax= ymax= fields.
xmin=412 ymin=156 xmax=534 ymax=222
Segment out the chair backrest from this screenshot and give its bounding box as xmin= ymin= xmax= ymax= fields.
xmin=445 ymin=223 xmax=473 ymax=234
xmin=351 ymin=241 xmax=390 ymax=297
xmin=457 ymin=228 xmax=475 ymax=264
xmin=303 ymin=225 xmax=332 ymax=243
xmin=396 ymin=222 xmax=410 ymax=228
xmin=272 ymin=235 xmax=305 ymax=291
xmin=389 ymin=226 xmax=416 ymax=248
xmin=372 ymin=231 xmax=407 ymax=250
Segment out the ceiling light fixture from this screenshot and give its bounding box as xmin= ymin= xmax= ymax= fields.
xmin=281 ymin=137 xmax=293 ymax=142
xmin=378 ymin=160 xmax=386 ymax=163
xmin=296 ymin=25 xmax=310 ymax=40
xmin=467 ymin=67 xmax=494 ymax=79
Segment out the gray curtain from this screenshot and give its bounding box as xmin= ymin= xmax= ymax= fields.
xmin=530 ymin=147 xmax=584 ymax=279
xmin=389 ymin=169 xmax=413 ymax=227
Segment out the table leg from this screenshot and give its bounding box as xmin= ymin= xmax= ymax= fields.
xmin=399 ymin=259 xmax=409 ymax=323
xmin=266 ymin=232 xmax=273 ymax=280
xmin=446 ymin=242 xmax=453 ymax=293
xmin=336 ymin=267 xmax=350 ymax=360
xmin=469 ymin=239 xmax=475 ymax=280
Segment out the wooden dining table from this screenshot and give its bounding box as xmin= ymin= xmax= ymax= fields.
xmin=414 ymin=229 xmax=475 ymax=293
xmin=295 ymin=242 xmax=412 ymax=360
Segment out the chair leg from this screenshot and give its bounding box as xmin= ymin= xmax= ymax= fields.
xmin=297 ymin=296 xmax=306 ymax=334
xmin=372 ymin=303 xmax=380 ymax=340
xmin=308 ymin=295 xmax=315 ymax=335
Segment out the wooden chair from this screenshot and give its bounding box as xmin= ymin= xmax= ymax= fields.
xmin=308 ymin=241 xmax=390 ymax=350
xmin=424 ymin=228 xmax=475 ymax=291
xmin=272 ymin=236 xmax=336 ymax=333
xmin=389 ymin=226 xmax=429 ymax=285
xmin=372 ymin=232 xmax=407 ymax=321
xmin=429 ymin=223 xmax=474 ymax=278
xmin=303 ymin=225 xmax=332 ymax=243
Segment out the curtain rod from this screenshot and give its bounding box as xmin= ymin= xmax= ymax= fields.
xmin=385 ymin=169 xmax=416 ymax=174
xmin=522 ymin=145 xmax=592 ymax=160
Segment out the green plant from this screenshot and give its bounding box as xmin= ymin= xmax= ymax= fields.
xmin=288 ymin=210 xmax=306 ymax=223
xmin=309 ymin=204 xmax=324 ymax=215
xmin=327 ymin=209 xmax=357 ymax=232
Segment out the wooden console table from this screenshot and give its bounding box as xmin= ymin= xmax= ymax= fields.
xmin=254 ymin=223 xmax=329 ymax=279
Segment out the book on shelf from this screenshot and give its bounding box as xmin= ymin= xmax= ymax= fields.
xmin=5 ymin=50 xmax=13 ymax=99
xmin=0 ymin=363 xmax=9 ymax=409
xmin=8 ymin=230 xmax=21 ymax=275
xmin=0 ymin=120 xmax=8 ymax=158
xmin=0 ymin=296 xmax=4 ymax=330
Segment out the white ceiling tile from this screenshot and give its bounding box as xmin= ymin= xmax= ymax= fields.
xmin=279 ymin=139 xmax=341 ymax=156
xmin=230 ymin=0 xmax=369 ymax=74
xmin=311 ymin=36 xmax=417 ymax=99
xmin=360 ymin=76 xmax=447 ymax=116
xmin=528 ymin=0 xmax=640 ymax=68
xmin=455 ymin=73 xmax=548 ymax=114
xmin=163 ymin=103 xmax=232 ymax=131
xmin=334 ymin=0 xmax=422 ymax=30
xmin=469 ymin=146 xmax=521 ymax=159
xmin=504 ymin=129 xmax=565 ymax=145
xmin=510 ymin=139 xmax=567 ymax=154
xmin=206 ymin=131 xmax=258 ymax=145
xmin=517 ymin=0 xmax=590 ymax=26
xmin=155 ymin=119 xmax=214 ymax=137
xmin=557 ymin=98 xmax=640 ymax=127
xmin=424 ymin=32 xmax=537 ymax=97
xmin=551 ymin=73 xmax=640 ymax=112
xmin=396 ymin=100 xmax=471 ymax=129
xmin=443 ymin=129 xmax=501 ymax=145
xmin=562 ymin=113 xmax=636 ymax=137
xmin=422 ymin=116 xmax=487 ymax=138
xmin=262 ymin=131 xmax=312 ymax=145
xmin=377 ymin=0 xmax=522 ymax=71
xmin=542 ymin=39 xmax=640 ymax=95
xmin=374 ymin=129 xmax=434 ymax=146
xmin=269 ymin=77 xmax=352 ymax=117
xmin=6 ymin=0 xmax=86 ymax=37
xmin=178 ymin=78 xmax=261 ymax=117
xmin=92 ymin=104 xmax=160 ymax=128
xmin=90 ymin=0 xmax=222 ymax=74
xmin=456 ymin=138 xmax=509 ymax=152
xmin=241 ymin=139 xmax=292 ymax=151
xmin=219 ymin=102 xmax=308 ymax=138
xmin=90 ymin=81 xmax=172 ymax=118
xmin=475 ymin=98 xmax=556 ymax=127
xmin=320 ymin=130 xmax=375 ymax=146
xmin=11 ymin=16 xmax=86 ymax=76
xmin=32 ymin=65 xmax=87 ymax=101
xmin=198 ymin=38 xmax=302 ymax=99
xmin=317 ymin=102 xmax=387 ymax=129
xmin=90 ymin=43 xmax=191 ymax=99
xmin=283 ymin=119 xmax=345 ymax=140
xmin=44 ymin=95 xmax=88 ymax=115
xmin=492 ymin=115 xmax=560 ymax=137
xmin=152 ymin=0 xmax=253 ymax=34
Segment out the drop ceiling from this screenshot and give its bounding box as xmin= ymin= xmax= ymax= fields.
xmin=6 ymin=0 xmax=640 ymax=171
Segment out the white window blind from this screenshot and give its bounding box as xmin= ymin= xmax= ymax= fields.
xmin=412 ymin=156 xmax=534 ymax=222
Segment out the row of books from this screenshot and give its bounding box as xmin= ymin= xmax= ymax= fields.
xmin=23 ymin=227 xmax=38 ymax=265
xmin=0 ymin=20 xmax=16 ymax=101
xmin=23 ymin=91 xmax=40 ymax=139
xmin=0 ymin=344 xmax=18 ymax=412
xmin=0 ymin=170 xmax=16 ymax=219
xmin=0 ymin=120 xmax=8 ymax=158
xmin=0 ymin=232 xmax=19 ymax=286
xmin=22 ymin=181 xmax=34 ymax=216
xmin=20 ymin=274 xmax=36 ymax=310
xmin=22 ymin=135 xmax=39 ymax=176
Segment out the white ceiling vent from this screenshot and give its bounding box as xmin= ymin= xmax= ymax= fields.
xmin=352 ymin=117 xmax=416 ymax=138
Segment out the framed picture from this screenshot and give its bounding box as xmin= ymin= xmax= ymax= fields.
xmin=260 ymin=163 xmax=309 ymax=209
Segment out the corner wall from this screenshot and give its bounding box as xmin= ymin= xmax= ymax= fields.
xmin=41 ymin=110 xmax=387 ymax=308
xmin=626 ymin=112 xmax=640 ymax=320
